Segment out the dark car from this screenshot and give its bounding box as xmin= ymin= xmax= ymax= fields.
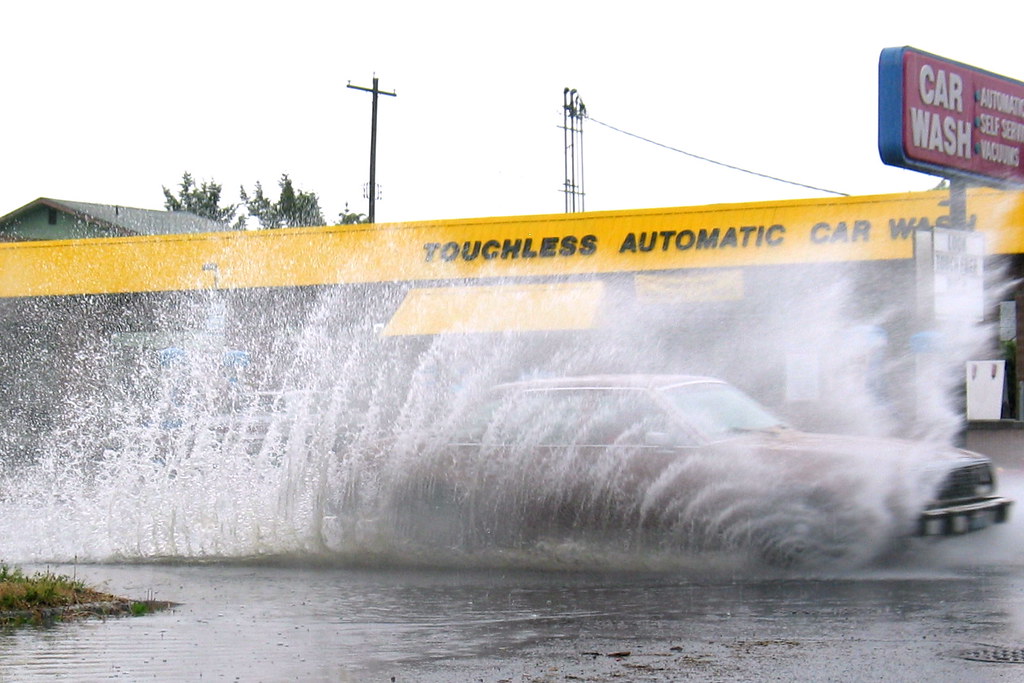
xmin=393 ymin=374 xmax=1012 ymax=567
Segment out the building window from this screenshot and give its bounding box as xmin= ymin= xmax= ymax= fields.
xmin=47 ymin=208 xmax=57 ymax=225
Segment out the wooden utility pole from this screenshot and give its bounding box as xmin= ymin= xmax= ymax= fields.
xmin=347 ymin=76 xmax=396 ymax=223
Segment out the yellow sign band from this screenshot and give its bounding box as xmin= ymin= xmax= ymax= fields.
xmin=0 ymin=189 xmax=1020 ymax=298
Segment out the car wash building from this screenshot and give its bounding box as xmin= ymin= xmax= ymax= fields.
xmin=0 ymin=186 xmax=1022 ymax=458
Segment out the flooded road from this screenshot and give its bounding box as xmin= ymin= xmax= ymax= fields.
xmin=5 ymin=516 xmax=1024 ymax=682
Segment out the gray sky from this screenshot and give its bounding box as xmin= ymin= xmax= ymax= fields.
xmin=4 ymin=0 xmax=1022 ymax=225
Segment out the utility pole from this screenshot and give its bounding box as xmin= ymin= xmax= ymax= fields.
xmin=562 ymin=88 xmax=586 ymax=213
xmin=347 ymin=76 xmax=396 ymax=223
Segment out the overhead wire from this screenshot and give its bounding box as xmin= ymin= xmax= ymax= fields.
xmin=586 ymin=116 xmax=850 ymax=197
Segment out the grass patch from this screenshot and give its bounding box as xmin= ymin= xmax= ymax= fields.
xmin=0 ymin=565 xmax=173 ymax=625
xmin=0 ymin=565 xmax=120 ymax=612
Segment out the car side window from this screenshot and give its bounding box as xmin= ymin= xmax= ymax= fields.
xmin=572 ymin=390 xmax=683 ymax=446
xmin=476 ymin=388 xmax=687 ymax=448
xmin=449 ymin=396 xmax=503 ymax=443
xmin=484 ymin=391 xmax=569 ymax=445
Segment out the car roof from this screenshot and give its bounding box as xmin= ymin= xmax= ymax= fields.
xmin=493 ymin=374 xmax=726 ymax=392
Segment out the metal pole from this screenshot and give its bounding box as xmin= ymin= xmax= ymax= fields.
xmin=562 ymin=89 xmax=586 ymax=213
xmin=569 ymin=89 xmax=577 ymax=213
xmin=949 ymin=177 xmax=968 ymax=230
xmin=577 ymin=95 xmax=585 ymax=213
xmin=565 ymin=88 xmax=573 ymax=211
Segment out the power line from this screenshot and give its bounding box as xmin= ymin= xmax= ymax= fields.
xmin=587 ymin=116 xmax=849 ymax=197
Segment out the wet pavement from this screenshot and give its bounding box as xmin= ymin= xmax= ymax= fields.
xmin=0 ymin=477 xmax=1021 ymax=682
xmin=1 ymin=537 xmax=1021 ymax=681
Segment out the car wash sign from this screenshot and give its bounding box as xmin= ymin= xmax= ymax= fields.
xmin=879 ymin=47 xmax=1024 ymax=187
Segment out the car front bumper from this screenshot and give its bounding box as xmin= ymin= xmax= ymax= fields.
xmin=917 ymin=497 xmax=1013 ymax=536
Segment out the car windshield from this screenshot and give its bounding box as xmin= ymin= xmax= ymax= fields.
xmin=658 ymin=382 xmax=785 ymax=441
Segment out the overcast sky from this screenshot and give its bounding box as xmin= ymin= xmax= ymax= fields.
xmin=3 ymin=1 xmax=1022 ymax=225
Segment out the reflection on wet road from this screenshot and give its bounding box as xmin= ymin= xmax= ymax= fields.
xmin=4 ymin=515 xmax=1024 ymax=682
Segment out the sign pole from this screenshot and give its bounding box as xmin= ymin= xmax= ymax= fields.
xmin=949 ymin=178 xmax=968 ymax=231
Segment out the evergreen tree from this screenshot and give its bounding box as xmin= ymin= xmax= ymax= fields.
xmin=162 ymin=172 xmax=241 ymax=227
xmin=240 ymin=174 xmax=325 ymax=229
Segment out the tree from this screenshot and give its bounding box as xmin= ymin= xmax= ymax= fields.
xmin=163 ymin=172 xmax=242 ymax=228
xmin=338 ymin=203 xmax=367 ymax=225
xmin=240 ymin=174 xmax=325 ymax=229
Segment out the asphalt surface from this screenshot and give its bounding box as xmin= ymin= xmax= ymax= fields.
xmin=3 ymin=478 xmax=1022 ymax=682
xmin=3 ymin=524 xmax=1021 ymax=682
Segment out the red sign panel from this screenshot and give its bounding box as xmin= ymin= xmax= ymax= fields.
xmin=879 ymin=47 xmax=1024 ymax=187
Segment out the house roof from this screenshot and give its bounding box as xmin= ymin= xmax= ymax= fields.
xmin=0 ymin=197 xmax=231 ymax=237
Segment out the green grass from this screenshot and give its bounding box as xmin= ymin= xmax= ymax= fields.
xmin=0 ymin=564 xmax=174 ymax=625
xmin=0 ymin=565 xmax=120 ymax=613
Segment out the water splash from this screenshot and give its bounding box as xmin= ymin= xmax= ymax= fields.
xmin=0 ymin=256 xmax=1001 ymax=570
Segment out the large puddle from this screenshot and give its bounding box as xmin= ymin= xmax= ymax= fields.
xmin=6 ymin=525 xmax=1024 ymax=682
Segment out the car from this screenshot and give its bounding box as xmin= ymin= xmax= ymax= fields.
xmin=392 ymin=374 xmax=1013 ymax=568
